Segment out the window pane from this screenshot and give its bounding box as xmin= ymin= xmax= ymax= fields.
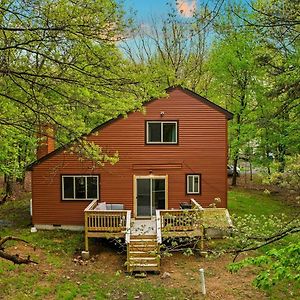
xmin=148 ymin=123 xmax=161 ymax=142
xmin=63 ymin=177 xmax=74 ymax=199
xmin=87 ymin=177 xmax=98 ymax=199
xmin=75 ymin=177 xmax=86 ymax=199
xmin=163 ymin=123 xmax=176 ymax=142
xmin=194 ymin=176 xmax=199 ymax=193
xmin=137 ymin=179 xmax=151 ymax=216
xmin=188 ymin=176 xmax=193 ymax=193
xmin=152 ymin=179 xmax=165 ymax=212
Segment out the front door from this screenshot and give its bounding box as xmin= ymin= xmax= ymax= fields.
xmin=136 ymin=176 xmax=166 ymax=217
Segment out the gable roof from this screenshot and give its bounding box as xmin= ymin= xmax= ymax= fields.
xmin=167 ymin=86 xmax=233 ymax=119
xmin=27 ymin=86 xmax=233 ymax=170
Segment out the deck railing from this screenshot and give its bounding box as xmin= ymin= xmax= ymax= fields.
xmin=156 ymin=199 xmax=205 ymax=241
xmin=84 ymin=200 xmax=131 ymax=251
xmin=84 ymin=200 xmax=129 ymax=233
xmin=158 ymin=209 xmax=203 ymax=233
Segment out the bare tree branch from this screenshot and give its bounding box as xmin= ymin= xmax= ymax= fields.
xmin=231 ymin=226 xmax=300 ymax=262
xmin=0 ymin=236 xmax=38 ymax=265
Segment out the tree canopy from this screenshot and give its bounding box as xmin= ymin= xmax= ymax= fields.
xmin=0 ymin=0 xmax=163 ymax=185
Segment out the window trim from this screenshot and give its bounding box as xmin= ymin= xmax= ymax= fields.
xmin=61 ymin=175 xmax=99 ymax=201
xmin=186 ymin=174 xmax=201 ymax=195
xmin=145 ymin=120 xmax=178 ymax=144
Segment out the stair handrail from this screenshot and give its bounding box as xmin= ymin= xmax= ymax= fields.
xmin=84 ymin=199 xmax=98 ymax=212
xmin=125 ymin=210 xmax=131 ymax=244
xmin=156 ymin=210 xmax=162 ymax=244
xmin=191 ymin=198 xmax=204 ymax=211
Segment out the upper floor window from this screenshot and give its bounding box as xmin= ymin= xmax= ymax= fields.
xmin=146 ymin=121 xmax=178 ymax=144
xmin=186 ymin=174 xmax=201 ymax=194
xmin=62 ymin=175 xmax=99 ymax=200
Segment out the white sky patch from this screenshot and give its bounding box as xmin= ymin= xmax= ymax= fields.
xmin=176 ymin=0 xmax=196 ymax=18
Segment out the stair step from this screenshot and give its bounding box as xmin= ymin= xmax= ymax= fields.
xmin=130 ymin=245 xmax=157 ymax=249
xmin=129 ymin=245 xmax=157 ymax=252
xmin=129 ymin=251 xmax=157 ymax=256
xmin=130 ymin=241 xmax=156 ymax=244
xmin=129 ymin=257 xmax=158 ymax=261
xmin=128 ymin=263 xmax=159 ymax=267
xmin=128 ymin=264 xmax=160 ymax=272
xmin=130 ymin=235 xmax=156 ymax=239
xmin=130 ymin=242 xmax=157 ymax=246
xmin=130 ymin=241 xmax=157 ymax=245
xmin=130 ymin=239 xmax=157 ymax=242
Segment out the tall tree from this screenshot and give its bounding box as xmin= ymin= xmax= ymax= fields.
xmin=0 ymin=0 xmax=162 ymax=193
xmin=249 ymin=0 xmax=300 ymax=172
xmin=122 ymin=0 xmax=226 ymax=94
xmin=0 ymin=0 xmax=160 ymax=134
xmin=208 ymin=6 xmax=261 ymax=185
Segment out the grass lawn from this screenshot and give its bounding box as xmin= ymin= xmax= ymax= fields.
xmin=228 ymin=188 xmax=296 ymax=217
xmin=0 ymin=188 xmax=299 ymax=299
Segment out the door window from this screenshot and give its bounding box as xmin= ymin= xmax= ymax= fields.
xmin=136 ymin=177 xmax=166 ymax=217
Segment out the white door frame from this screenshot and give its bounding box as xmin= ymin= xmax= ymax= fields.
xmin=133 ymin=175 xmax=168 ymax=218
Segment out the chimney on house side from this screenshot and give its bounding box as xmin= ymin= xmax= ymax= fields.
xmin=36 ymin=124 xmax=55 ymax=159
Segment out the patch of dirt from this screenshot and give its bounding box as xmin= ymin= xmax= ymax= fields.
xmin=4 ymin=240 xmax=268 ymax=299
xmin=157 ymin=253 xmax=266 ymax=300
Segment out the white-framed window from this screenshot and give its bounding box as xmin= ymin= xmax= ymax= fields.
xmin=186 ymin=174 xmax=200 ymax=194
xmin=146 ymin=121 xmax=178 ymax=144
xmin=62 ymin=175 xmax=99 ymax=200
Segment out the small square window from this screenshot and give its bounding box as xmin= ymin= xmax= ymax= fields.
xmin=146 ymin=121 xmax=177 ymax=144
xmin=186 ymin=174 xmax=201 ymax=194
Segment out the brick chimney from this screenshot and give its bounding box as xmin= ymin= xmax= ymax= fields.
xmin=37 ymin=124 xmax=55 ymax=159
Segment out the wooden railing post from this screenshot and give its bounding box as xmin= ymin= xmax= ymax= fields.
xmin=125 ymin=210 xmax=131 ymax=244
xmin=156 ymin=210 xmax=162 ymax=244
xmin=84 ymin=211 xmax=89 ymax=252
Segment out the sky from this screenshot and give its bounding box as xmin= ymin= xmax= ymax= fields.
xmin=119 ymin=1 xmax=212 ymax=57
xmin=124 ymin=0 xmax=199 ymax=22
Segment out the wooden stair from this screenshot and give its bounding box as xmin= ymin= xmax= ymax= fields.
xmin=127 ymin=235 xmax=160 ymax=273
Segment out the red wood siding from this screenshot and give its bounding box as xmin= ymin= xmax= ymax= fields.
xmin=31 ymin=88 xmax=228 ymax=225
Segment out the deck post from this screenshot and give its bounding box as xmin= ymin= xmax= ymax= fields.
xmin=197 ymin=225 xmax=204 ymax=251
xmin=156 ymin=210 xmax=162 ymax=244
xmin=201 ymin=225 xmax=204 ymax=250
xmin=84 ymin=211 xmax=89 ymax=252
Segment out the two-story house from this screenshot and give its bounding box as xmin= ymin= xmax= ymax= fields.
xmin=28 ymin=86 xmax=233 ymax=272
xmin=28 ymin=86 xmax=232 ymax=230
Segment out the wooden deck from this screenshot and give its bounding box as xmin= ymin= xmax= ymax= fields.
xmin=84 ymin=200 xmax=131 ymax=252
xmin=84 ymin=199 xmax=232 ymax=272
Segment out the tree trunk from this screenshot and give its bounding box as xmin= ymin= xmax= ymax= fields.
xmin=266 ymin=151 xmax=271 ymax=176
xmin=231 ymin=158 xmax=239 ymax=186
xmin=16 ymin=172 xmax=25 ymax=187
xmin=277 ymin=143 xmax=286 ymax=173
xmin=249 ymin=161 xmax=253 ymax=181
xmin=4 ymin=175 xmax=14 ymax=196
